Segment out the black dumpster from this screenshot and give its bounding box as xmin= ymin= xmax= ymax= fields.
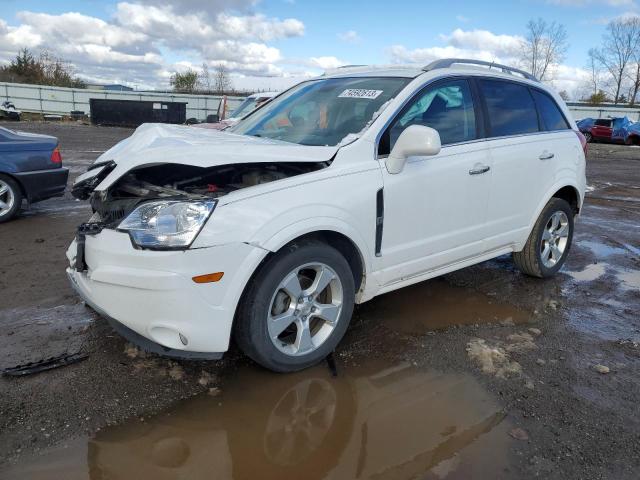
xmin=89 ymin=99 xmax=187 ymax=127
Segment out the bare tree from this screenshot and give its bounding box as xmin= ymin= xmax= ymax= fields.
xmin=585 ymin=49 xmax=607 ymax=98
xmin=626 ymin=29 xmax=640 ymax=106
xmin=590 ymin=18 xmax=640 ymax=104
xmin=199 ymin=62 xmax=211 ymax=92
xmin=212 ymin=63 xmax=232 ymax=94
xmin=520 ymin=18 xmax=568 ymax=81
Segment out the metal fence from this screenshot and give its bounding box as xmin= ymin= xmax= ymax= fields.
xmin=0 ymin=81 xmax=244 ymax=121
xmin=567 ymin=104 xmax=640 ymax=122
xmin=3 ymin=80 xmax=639 ymax=125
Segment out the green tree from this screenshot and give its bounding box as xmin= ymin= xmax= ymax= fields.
xmin=587 ymin=90 xmax=609 ymax=105
xmin=0 ymin=48 xmax=86 ymax=88
xmin=170 ymin=69 xmax=200 ymax=93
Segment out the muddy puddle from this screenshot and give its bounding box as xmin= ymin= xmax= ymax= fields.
xmin=3 ymin=359 xmax=514 ymax=479
xmin=358 ymin=279 xmax=530 ymax=334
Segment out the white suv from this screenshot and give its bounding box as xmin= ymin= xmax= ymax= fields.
xmin=68 ymin=59 xmax=587 ymax=372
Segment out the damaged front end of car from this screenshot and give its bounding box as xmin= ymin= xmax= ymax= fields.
xmin=71 ymin=160 xmax=328 ymax=255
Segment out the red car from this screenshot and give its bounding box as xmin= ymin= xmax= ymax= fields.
xmin=582 ymin=118 xmax=613 ymax=143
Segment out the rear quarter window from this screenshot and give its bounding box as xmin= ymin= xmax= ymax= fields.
xmin=531 ymin=90 xmax=570 ymax=131
xmin=480 ymin=79 xmax=539 ymax=137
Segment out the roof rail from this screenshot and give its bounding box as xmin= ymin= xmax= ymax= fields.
xmin=422 ymin=58 xmax=538 ymax=82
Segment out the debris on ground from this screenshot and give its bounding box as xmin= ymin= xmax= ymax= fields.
xmin=124 ymin=343 xmax=144 ymax=359
xmin=208 ymin=387 xmax=221 ymax=397
xmin=198 ymin=371 xmax=215 ymax=386
xmin=528 ymin=328 xmax=542 ymax=336
xmin=168 ymin=363 xmax=185 ymax=381
xmin=2 ymin=352 xmax=89 ymax=377
xmin=510 ymin=427 xmax=530 ymax=441
xmin=547 ymin=300 xmax=560 ymax=310
xmin=466 ymin=338 xmax=522 ymax=378
xmin=506 ymin=332 xmax=538 ymax=353
xmin=593 ymin=364 xmax=610 ymax=374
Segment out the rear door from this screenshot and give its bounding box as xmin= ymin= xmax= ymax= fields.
xmin=592 ymin=119 xmax=612 ymax=140
xmin=478 ymin=79 xmax=561 ymax=252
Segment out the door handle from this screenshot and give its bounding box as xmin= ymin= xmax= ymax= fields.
xmin=469 ymin=165 xmax=490 ymax=175
xmin=539 ymin=152 xmax=555 ymax=160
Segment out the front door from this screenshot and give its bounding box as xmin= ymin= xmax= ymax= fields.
xmin=375 ymin=78 xmax=492 ymax=287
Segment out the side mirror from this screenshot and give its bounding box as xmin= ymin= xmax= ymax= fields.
xmin=386 ymin=125 xmax=441 ymax=174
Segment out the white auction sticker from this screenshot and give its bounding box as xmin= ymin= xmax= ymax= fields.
xmin=338 ymin=89 xmax=383 ymax=99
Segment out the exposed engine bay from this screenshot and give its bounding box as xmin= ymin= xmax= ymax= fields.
xmin=82 ymin=162 xmax=327 ymax=226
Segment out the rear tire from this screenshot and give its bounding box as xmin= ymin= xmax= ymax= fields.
xmin=0 ymin=174 xmax=22 ymax=223
xmin=235 ymin=241 xmax=355 ymax=372
xmin=513 ymin=198 xmax=574 ymax=278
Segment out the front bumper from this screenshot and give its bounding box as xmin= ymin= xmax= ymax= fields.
xmin=66 ymin=228 xmax=267 ymax=357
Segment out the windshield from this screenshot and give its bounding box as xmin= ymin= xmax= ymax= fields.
xmin=229 ymin=97 xmax=258 ymax=119
xmin=231 ymin=77 xmax=411 ymax=146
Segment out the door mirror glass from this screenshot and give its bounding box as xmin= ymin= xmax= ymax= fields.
xmin=386 ymin=125 xmax=441 ymax=174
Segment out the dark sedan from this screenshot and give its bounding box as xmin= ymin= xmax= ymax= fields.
xmin=0 ymin=126 xmax=69 ymax=222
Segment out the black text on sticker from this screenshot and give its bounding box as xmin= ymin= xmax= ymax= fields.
xmin=338 ymin=89 xmax=383 ymax=99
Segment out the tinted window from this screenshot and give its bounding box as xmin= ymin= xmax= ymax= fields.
xmin=594 ymin=119 xmax=612 ymax=127
xmin=382 ymin=79 xmax=477 ymax=153
xmin=532 ymin=90 xmax=570 ymax=131
xmin=480 ymin=80 xmax=539 ymax=137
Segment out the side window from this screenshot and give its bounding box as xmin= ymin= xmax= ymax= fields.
xmin=381 ymin=79 xmax=477 ymax=154
xmin=531 ymin=90 xmax=570 ymax=131
xmin=480 ymin=80 xmax=539 ymax=137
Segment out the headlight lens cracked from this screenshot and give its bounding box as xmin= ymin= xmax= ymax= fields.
xmin=118 ymin=200 xmax=216 ymax=248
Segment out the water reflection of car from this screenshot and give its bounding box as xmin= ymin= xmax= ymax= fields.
xmin=87 ymin=362 xmax=508 ymax=479
xmin=195 ymin=92 xmax=278 ymax=130
xmin=0 ymin=127 xmax=68 ymax=222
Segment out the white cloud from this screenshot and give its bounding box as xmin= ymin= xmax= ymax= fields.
xmin=387 ymin=28 xmax=590 ymax=99
xmin=338 ymin=30 xmax=361 ymax=43
xmin=308 ymin=56 xmax=346 ymax=70
xmin=441 ymin=29 xmax=524 ymax=57
xmin=0 ymin=1 xmax=310 ymax=89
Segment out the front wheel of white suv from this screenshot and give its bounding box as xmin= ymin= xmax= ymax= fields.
xmin=513 ymin=197 xmax=575 ymax=278
xmin=235 ymin=241 xmax=355 ymax=372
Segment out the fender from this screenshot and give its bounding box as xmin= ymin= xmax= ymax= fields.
xmin=257 ymin=214 xmax=372 ymax=268
xmin=516 ymin=178 xmax=584 ymax=251
xmin=253 ymin=211 xmax=375 ymax=301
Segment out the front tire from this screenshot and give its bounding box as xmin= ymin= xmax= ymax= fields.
xmin=235 ymin=241 xmax=355 ymax=372
xmin=513 ymin=198 xmax=574 ymax=278
xmin=0 ymin=175 xmax=22 ymax=223
xmin=584 ymin=132 xmax=593 ymax=143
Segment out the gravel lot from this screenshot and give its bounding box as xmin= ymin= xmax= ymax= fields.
xmin=0 ymin=121 xmax=639 ymax=479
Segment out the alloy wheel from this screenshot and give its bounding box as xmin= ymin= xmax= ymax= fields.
xmin=0 ymin=179 xmax=15 ymax=218
xmin=540 ymin=211 xmax=570 ymax=268
xmin=267 ymin=262 xmax=343 ymax=357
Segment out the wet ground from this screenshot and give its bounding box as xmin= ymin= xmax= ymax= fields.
xmin=1 ymin=122 xmax=639 ymax=479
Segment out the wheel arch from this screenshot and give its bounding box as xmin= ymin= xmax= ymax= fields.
xmin=516 ymin=181 xmax=583 ymax=252
xmin=0 ymin=171 xmax=27 ymax=200
xmin=259 ymin=224 xmax=369 ymax=295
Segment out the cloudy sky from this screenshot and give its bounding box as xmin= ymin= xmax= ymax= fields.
xmin=0 ymin=0 xmax=638 ymax=95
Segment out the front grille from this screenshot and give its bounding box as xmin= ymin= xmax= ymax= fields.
xmin=91 ymin=197 xmax=141 ymax=226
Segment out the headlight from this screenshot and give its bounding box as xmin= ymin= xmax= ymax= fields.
xmin=118 ymin=200 xmax=216 ymax=249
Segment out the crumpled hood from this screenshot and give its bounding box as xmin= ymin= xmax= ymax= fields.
xmin=89 ymin=123 xmax=339 ymax=191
